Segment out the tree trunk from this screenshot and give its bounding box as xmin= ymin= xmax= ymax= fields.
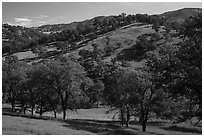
xmin=141 ymin=110 xmax=149 ymax=132
xmin=121 ymin=109 xmax=124 ymax=126
xmin=39 ymin=100 xmax=43 ymax=116
xmin=48 ymin=97 xmax=57 ymax=118
xmin=31 ymin=106 xmax=34 ymax=115
xmin=126 ymin=106 xmax=130 ymax=127
xmin=54 ymin=110 xmax=57 ymax=118
xmin=61 ymin=99 xmax=66 ymax=120
xmin=11 ymin=102 xmax=15 ymax=112
xmin=23 ymin=106 xmax=26 ymax=114
xmin=142 ymin=119 xmax=147 ymax=132
xmin=59 ymin=89 xmax=66 ymax=120
xmin=139 ymin=116 xmax=142 ymax=123
xmin=63 ymin=109 xmax=66 ymax=120
xmin=40 ymin=106 xmax=43 ymax=116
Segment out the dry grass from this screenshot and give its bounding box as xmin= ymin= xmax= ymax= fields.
xmin=13 ymin=50 xmax=36 ymax=60
xmin=7 ymin=24 xmax=155 ymax=66
xmin=2 ymin=104 xmax=202 ymax=135
xmin=2 ymin=115 xmax=94 ymax=135
xmin=43 ymin=107 xmax=119 ymax=120
xmin=3 ymin=112 xmax=201 ymax=135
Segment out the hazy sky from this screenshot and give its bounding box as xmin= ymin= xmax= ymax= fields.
xmin=2 ymin=2 xmax=202 ymax=27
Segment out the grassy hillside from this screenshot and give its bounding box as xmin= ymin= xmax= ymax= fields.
xmin=65 ymin=24 xmax=155 ymax=66
xmin=2 ymin=7 xmax=202 ymax=135
xmin=5 ymin=22 xmax=179 ymax=69
xmin=3 ymin=108 xmax=202 ymax=135
xmin=34 ymin=15 xmax=117 ymax=33
xmin=8 ymin=23 xmax=153 ymax=64
xmin=34 ymin=8 xmax=201 ymax=33
xmin=159 ymin=8 xmax=201 ymax=23
xmin=2 ymin=115 xmax=94 ymax=135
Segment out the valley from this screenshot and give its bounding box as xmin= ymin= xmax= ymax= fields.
xmin=2 ymin=5 xmax=202 ymax=135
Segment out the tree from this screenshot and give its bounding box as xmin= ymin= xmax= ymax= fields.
xmin=15 ymin=63 xmax=31 ymax=114
xmin=45 ymin=56 xmax=86 ymax=119
xmin=25 ymin=62 xmax=61 ymax=117
xmin=104 ymin=45 xmax=115 ymax=57
xmin=79 ymin=44 xmax=107 ymax=80
xmin=31 ymin=45 xmax=45 ymax=57
xmin=104 ymin=68 xmax=139 ymax=127
xmin=152 ymin=20 xmax=160 ymax=32
xmin=28 ymin=63 xmax=51 ymax=116
xmin=2 ymin=55 xmax=26 ymax=112
xmin=87 ymin=80 xmax=104 ymax=107
xmin=104 ymin=69 xmax=131 ymax=127
xmin=128 ymin=70 xmax=168 ymax=132
xmin=146 ymin=13 xmax=202 ymax=123
xmin=46 ymin=90 xmax=61 ymax=118
xmin=135 ymin=34 xmax=157 ymax=52
xmin=104 ymin=66 xmax=169 ymax=131
xmin=175 ymin=13 xmax=202 ymax=121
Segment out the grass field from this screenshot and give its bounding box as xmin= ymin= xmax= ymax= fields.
xmin=2 ymin=105 xmax=202 ymax=135
xmin=2 ymin=115 xmax=94 ymax=135
xmin=7 ymin=23 xmax=156 ymax=67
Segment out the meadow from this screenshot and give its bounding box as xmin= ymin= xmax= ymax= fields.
xmin=2 ymin=104 xmax=202 ymax=135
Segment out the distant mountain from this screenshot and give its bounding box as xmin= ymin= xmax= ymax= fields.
xmin=34 ymin=21 xmax=79 ymax=33
xmin=34 ymin=15 xmax=117 ymax=34
xmin=159 ymin=8 xmax=201 ymax=23
xmin=34 ymin=8 xmax=201 ymax=33
xmin=2 ymin=7 xmax=201 ymax=54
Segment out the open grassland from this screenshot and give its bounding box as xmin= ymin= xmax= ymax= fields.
xmin=2 ymin=115 xmax=94 ymax=135
xmin=5 ymin=23 xmax=177 ymax=71
xmin=8 ymin=24 xmax=155 ymax=64
xmin=2 ymin=105 xmax=202 ymax=135
xmin=44 ymin=107 xmax=119 ymax=120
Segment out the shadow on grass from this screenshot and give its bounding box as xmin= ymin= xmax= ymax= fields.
xmin=2 ymin=107 xmax=22 ymax=113
xmin=3 ymin=107 xmax=201 ymax=135
xmin=107 ymin=128 xmax=146 ymax=135
xmin=63 ymin=119 xmax=125 ymax=134
xmin=129 ymin=120 xmax=168 ymax=127
xmin=63 ymin=119 xmax=155 ymax=135
xmin=2 ymin=108 xmax=13 ymax=113
xmin=63 ymin=119 xmax=159 ymax=135
xmin=116 ymin=45 xmax=147 ymax=62
xmin=3 ymin=109 xmax=138 ymax=135
xmin=3 ymin=111 xmax=61 ymax=122
xmin=161 ymin=125 xmax=202 ymax=134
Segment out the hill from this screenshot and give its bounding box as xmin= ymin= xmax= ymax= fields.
xmin=5 ymin=23 xmax=155 ymax=65
xmin=35 ymin=8 xmax=201 ymax=33
xmin=34 ymin=15 xmax=117 ymax=33
xmin=2 ymin=7 xmax=202 ymax=135
xmin=159 ymin=8 xmax=201 ymax=23
xmin=2 ymin=8 xmax=201 ymax=55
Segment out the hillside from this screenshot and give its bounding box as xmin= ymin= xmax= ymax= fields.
xmin=159 ymin=8 xmax=201 ymax=23
xmin=34 ymin=15 xmax=117 ymax=33
xmin=3 ymin=106 xmax=202 ymax=135
xmin=35 ymin=8 xmax=201 ymax=33
xmin=3 ymin=115 xmax=94 ymax=135
xmin=5 ymin=23 xmax=155 ymax=65
xmin=2 ymin=6 xmax=202 ymax=135
xmin=2 ymin=8 xmax=200 ymax=55
xmin=2 ymin=24 xmax=46 ymax=54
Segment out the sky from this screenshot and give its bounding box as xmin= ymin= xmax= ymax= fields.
xmin=2 ymin=2 xmax=202 ymax=27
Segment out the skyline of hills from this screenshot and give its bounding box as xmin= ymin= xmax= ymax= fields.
xmin=3 ymin=7 xmax=201 ymax=30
